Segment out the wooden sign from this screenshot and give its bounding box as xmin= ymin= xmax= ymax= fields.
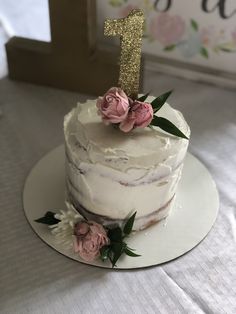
xmin=5 ymin=0 xmax=120 ymax=96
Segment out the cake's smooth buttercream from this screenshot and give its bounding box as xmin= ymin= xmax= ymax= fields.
xmin=64 ymin=96 xmax=190 ymax=230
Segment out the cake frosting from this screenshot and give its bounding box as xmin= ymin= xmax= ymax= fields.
xmin=64 ymin=96 xmax=190 ymax=230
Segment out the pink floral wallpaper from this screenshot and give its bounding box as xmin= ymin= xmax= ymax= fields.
xmin=97 ymin=0 xmax=236 ymax=75
xmin=111 ymin=0 xmax=236 ymax=59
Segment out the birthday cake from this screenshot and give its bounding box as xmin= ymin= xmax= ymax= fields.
xmin=36 ymin=10 xmax=190 ymax=266
xmin=64 ymin=91 xmax=190 ymax=231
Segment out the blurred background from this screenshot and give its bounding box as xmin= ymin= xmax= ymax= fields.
xmin=1 ymin=0 xmax=236 ymax=87
xmin=98 ymin=0 xmax=236 ymax=73
xmin=0 ymin=0 xmax=50 ymax=78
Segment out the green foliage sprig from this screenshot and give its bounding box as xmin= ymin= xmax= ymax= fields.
xmin=35 ymin=211 xmax=140 ymax=268
xmin=100 ymin=212 xmax=140 ymax=268
xmin=138 ymin=91 xmax=189 ymax=139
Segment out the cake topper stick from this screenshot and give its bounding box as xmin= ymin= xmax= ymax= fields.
xmin=104 ymin=10 xmax=144 ymax=100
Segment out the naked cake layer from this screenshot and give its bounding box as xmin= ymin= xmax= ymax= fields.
xmin=64 ymin=97 xmax=190 ymax=230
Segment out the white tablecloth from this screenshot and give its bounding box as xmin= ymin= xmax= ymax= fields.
xmin=0 ymin=2 xmax=236 ymax=314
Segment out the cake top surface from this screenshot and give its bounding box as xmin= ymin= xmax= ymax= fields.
xmin=64 ymin=96 xmax=190 ymax=170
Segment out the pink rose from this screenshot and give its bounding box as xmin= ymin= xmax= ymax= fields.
xmin=96 ymin=87 xmax=130 ymax=125
xmin=120 ymin=101 xmax=153 ymax=133
xmin=150 ymin=13 xmax=185 ymax=46
xmin=73 ymin=221 xmax=109 ymax=262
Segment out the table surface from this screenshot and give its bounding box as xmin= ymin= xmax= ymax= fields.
xmin=0 ymin=2 xmax=236 ymax=314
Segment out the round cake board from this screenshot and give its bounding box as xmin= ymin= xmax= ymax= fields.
xmin=23 ymin=145 xmax=219 ymax=269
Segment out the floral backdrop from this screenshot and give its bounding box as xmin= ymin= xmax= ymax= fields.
xmin=97 ymin=0 xmax=236 ymax=75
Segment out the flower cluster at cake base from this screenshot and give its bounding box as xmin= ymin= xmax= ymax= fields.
xmin=35 ymin=209 xmax=140 ymax=267
xmin=96 ymin=87 xmax=188 ymax=139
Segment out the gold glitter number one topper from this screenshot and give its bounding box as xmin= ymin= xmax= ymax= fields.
xmin=104 ymin=10 xmax=144 ymax=100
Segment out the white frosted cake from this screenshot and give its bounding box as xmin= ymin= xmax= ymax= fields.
xmin=64 ymin=96 xmax=190 ymax=230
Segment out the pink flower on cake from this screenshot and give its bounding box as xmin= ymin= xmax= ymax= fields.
xmin=73 ymin=221 xmax=109 ymax=262
xmin=150 ymin=13 xmax=185 ymax=46
xmin=96 ymin=87 xmax=130 ymax=125
xmin=120 ymin=101 xmax=153 ymax=132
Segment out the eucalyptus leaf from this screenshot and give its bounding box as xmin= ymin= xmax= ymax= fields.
xmin=107 ymin=226 xmax=122 ymax=242
xmin=35 ymin=211 xmax=60 ymax=225
xmin=137 ymin=92 xmax=150 ymax=102
xmin=123 ymin=211 xmax=137 ymax=235
xmin=151 ymin=116 xmax=189 ymax=139
xmin=125 ymin=248 xmax=141 ymax=257
xmin=151 ymin=90 xmax=172 ymax=113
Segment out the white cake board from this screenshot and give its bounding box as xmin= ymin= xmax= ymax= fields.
xmin=23 ymin=145 xmax=219 ymax=269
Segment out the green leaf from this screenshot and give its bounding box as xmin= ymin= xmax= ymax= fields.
xmin=107 ymin=227 xmax=122 ymax=242
xmin=200 ymin=47 xmax=209 ymax=58
xmin=100 ymin=246 xmax=110 ymax=262
xmin=151 ymin=116 xmax=189 ymax=139
xmin=125 ymin=248 xmax=141 ymax=257
xmin=137 ymin=92 xmax=150 ymax=102
xmin=151 ymin=90 xmax=173 ymax=113
xmin=123 ymin=211 xmax=137 ymax=235
xmin=164 ymin=45 xmax=176 ymax=51
xmin=191 ymin=19 xmax=198 ymax=31
xmin=110 ymin=242 xmax=126 ymax=268
xmin=35 ymin=211 xmax=60 ymax=225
